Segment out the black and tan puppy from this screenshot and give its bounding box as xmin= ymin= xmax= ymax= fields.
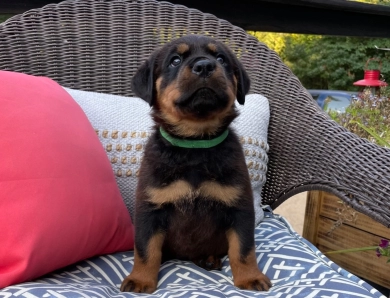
xmin=121 ymin=35 xmax=272 ymax=293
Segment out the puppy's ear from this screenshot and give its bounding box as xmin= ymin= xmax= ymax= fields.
xmin=131 ymin=52 xmax=158 ymax=106
xmin=234 ymin=59 xmax=250 ymax=105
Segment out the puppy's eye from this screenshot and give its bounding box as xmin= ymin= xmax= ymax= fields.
xmin=216 ymin=55 xmax=225 ymax=64
xmin=170 ymin=56 xmax=182 ymax=67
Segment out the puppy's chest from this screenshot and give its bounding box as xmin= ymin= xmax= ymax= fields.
xmin=146 ymin=146 xmax=242 ymax=207
xmin=146 ymin=178 xmax=241 ymax=207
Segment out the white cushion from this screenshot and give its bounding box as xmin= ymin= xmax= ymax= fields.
xmin=64 ymin=88 xmax=270 ymax=225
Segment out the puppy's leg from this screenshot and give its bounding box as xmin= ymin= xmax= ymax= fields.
xmin=226 ymin=210 xmax=272 ymax=291
xmin=121 ymin=209 xmax=166 ymax=293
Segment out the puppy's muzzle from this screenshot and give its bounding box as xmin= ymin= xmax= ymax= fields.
xmin=192 ymin=59 xmax=216 ymax=78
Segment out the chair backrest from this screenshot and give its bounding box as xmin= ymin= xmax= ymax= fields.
xmin=1 ymin=0 xmax=389 ymax=226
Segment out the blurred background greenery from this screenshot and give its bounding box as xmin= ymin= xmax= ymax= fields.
xmin=248 ymin=0 xmax=390 ymax=91
xmin=0 ymin=14 xmax=12 ymax=23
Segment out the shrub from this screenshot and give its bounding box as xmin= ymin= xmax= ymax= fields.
xmin=330 ymin=86 xmax=390 ymax=147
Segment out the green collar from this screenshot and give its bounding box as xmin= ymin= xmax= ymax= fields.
xmin=159 ymin=127 xmax=229 ymax=149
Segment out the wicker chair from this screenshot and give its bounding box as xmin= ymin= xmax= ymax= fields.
xmin=1 ymin=0 xmax=389 ymax=296
xmin=1 ymin=0 xmax=389 ymax=226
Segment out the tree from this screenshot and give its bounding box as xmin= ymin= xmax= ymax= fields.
xmin=249 ymin=32 xmax=390 ymax=91
xmin=284 ymin=35 xmax=390 ymax=90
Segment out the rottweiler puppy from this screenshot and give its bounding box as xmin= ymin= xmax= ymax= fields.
xmin=120 ymin=35 xmax=272 ymax=293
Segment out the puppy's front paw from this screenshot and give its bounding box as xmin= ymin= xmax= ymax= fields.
xmin=120 ymin=276 xmax=157 ymax=293
xmin=235 ymin=273 xmax=272 ymax=291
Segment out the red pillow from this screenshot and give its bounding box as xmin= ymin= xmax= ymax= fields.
xmin=0 ymin=71 xmax=134 ymax=288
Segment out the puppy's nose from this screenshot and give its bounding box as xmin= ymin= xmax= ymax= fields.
xmin=192 ymin=59 xmax=216 ymax=78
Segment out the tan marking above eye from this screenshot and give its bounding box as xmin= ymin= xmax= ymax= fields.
xmin=207 ymin=43 xmax=217 ymax=53
xmin=146 ymin=180 xmax=241 ymax=206
xmin=177 ymin=43 xmax=190 ymax=55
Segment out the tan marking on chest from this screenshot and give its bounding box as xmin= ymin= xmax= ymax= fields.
xmin=199 ymin=182 xmax=241 ymax=206
xmin=146 ymin=180 xmax=241 ymax=206
xmin=146 ymin=180 xmax=196 ymax=206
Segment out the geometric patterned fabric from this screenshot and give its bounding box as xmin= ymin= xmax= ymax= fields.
xmin=1 ymin=210 xmax=385 ymax=298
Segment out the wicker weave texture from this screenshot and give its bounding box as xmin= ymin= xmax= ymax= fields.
xmin=0 ymin=0 xmax=389 ymax=227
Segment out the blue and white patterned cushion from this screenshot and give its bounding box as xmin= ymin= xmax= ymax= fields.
xmin=1 ymin=210 xmax=385 ymax=298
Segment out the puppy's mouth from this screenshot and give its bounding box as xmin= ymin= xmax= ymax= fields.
xmin=175 ymin=87 xmax=229 ymax=119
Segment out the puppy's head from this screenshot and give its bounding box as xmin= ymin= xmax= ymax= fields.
xmin=132 ymin=35 xmax=250 ymax=137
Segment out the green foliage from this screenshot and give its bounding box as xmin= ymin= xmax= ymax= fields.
xmin=248 ymin=31 xmax=390 ymax=91
xmin=329 ymin=87 xmax=390 ymax=147
xmin=248 ymin=0 xmax=390 ymax=91
xmin=248 ymin=31 xmax=287 ymax=55
xmin=288 ymin=36 xmax=390 ymax=91
xmin=0 ymin=14 xmax=13 ymax=23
